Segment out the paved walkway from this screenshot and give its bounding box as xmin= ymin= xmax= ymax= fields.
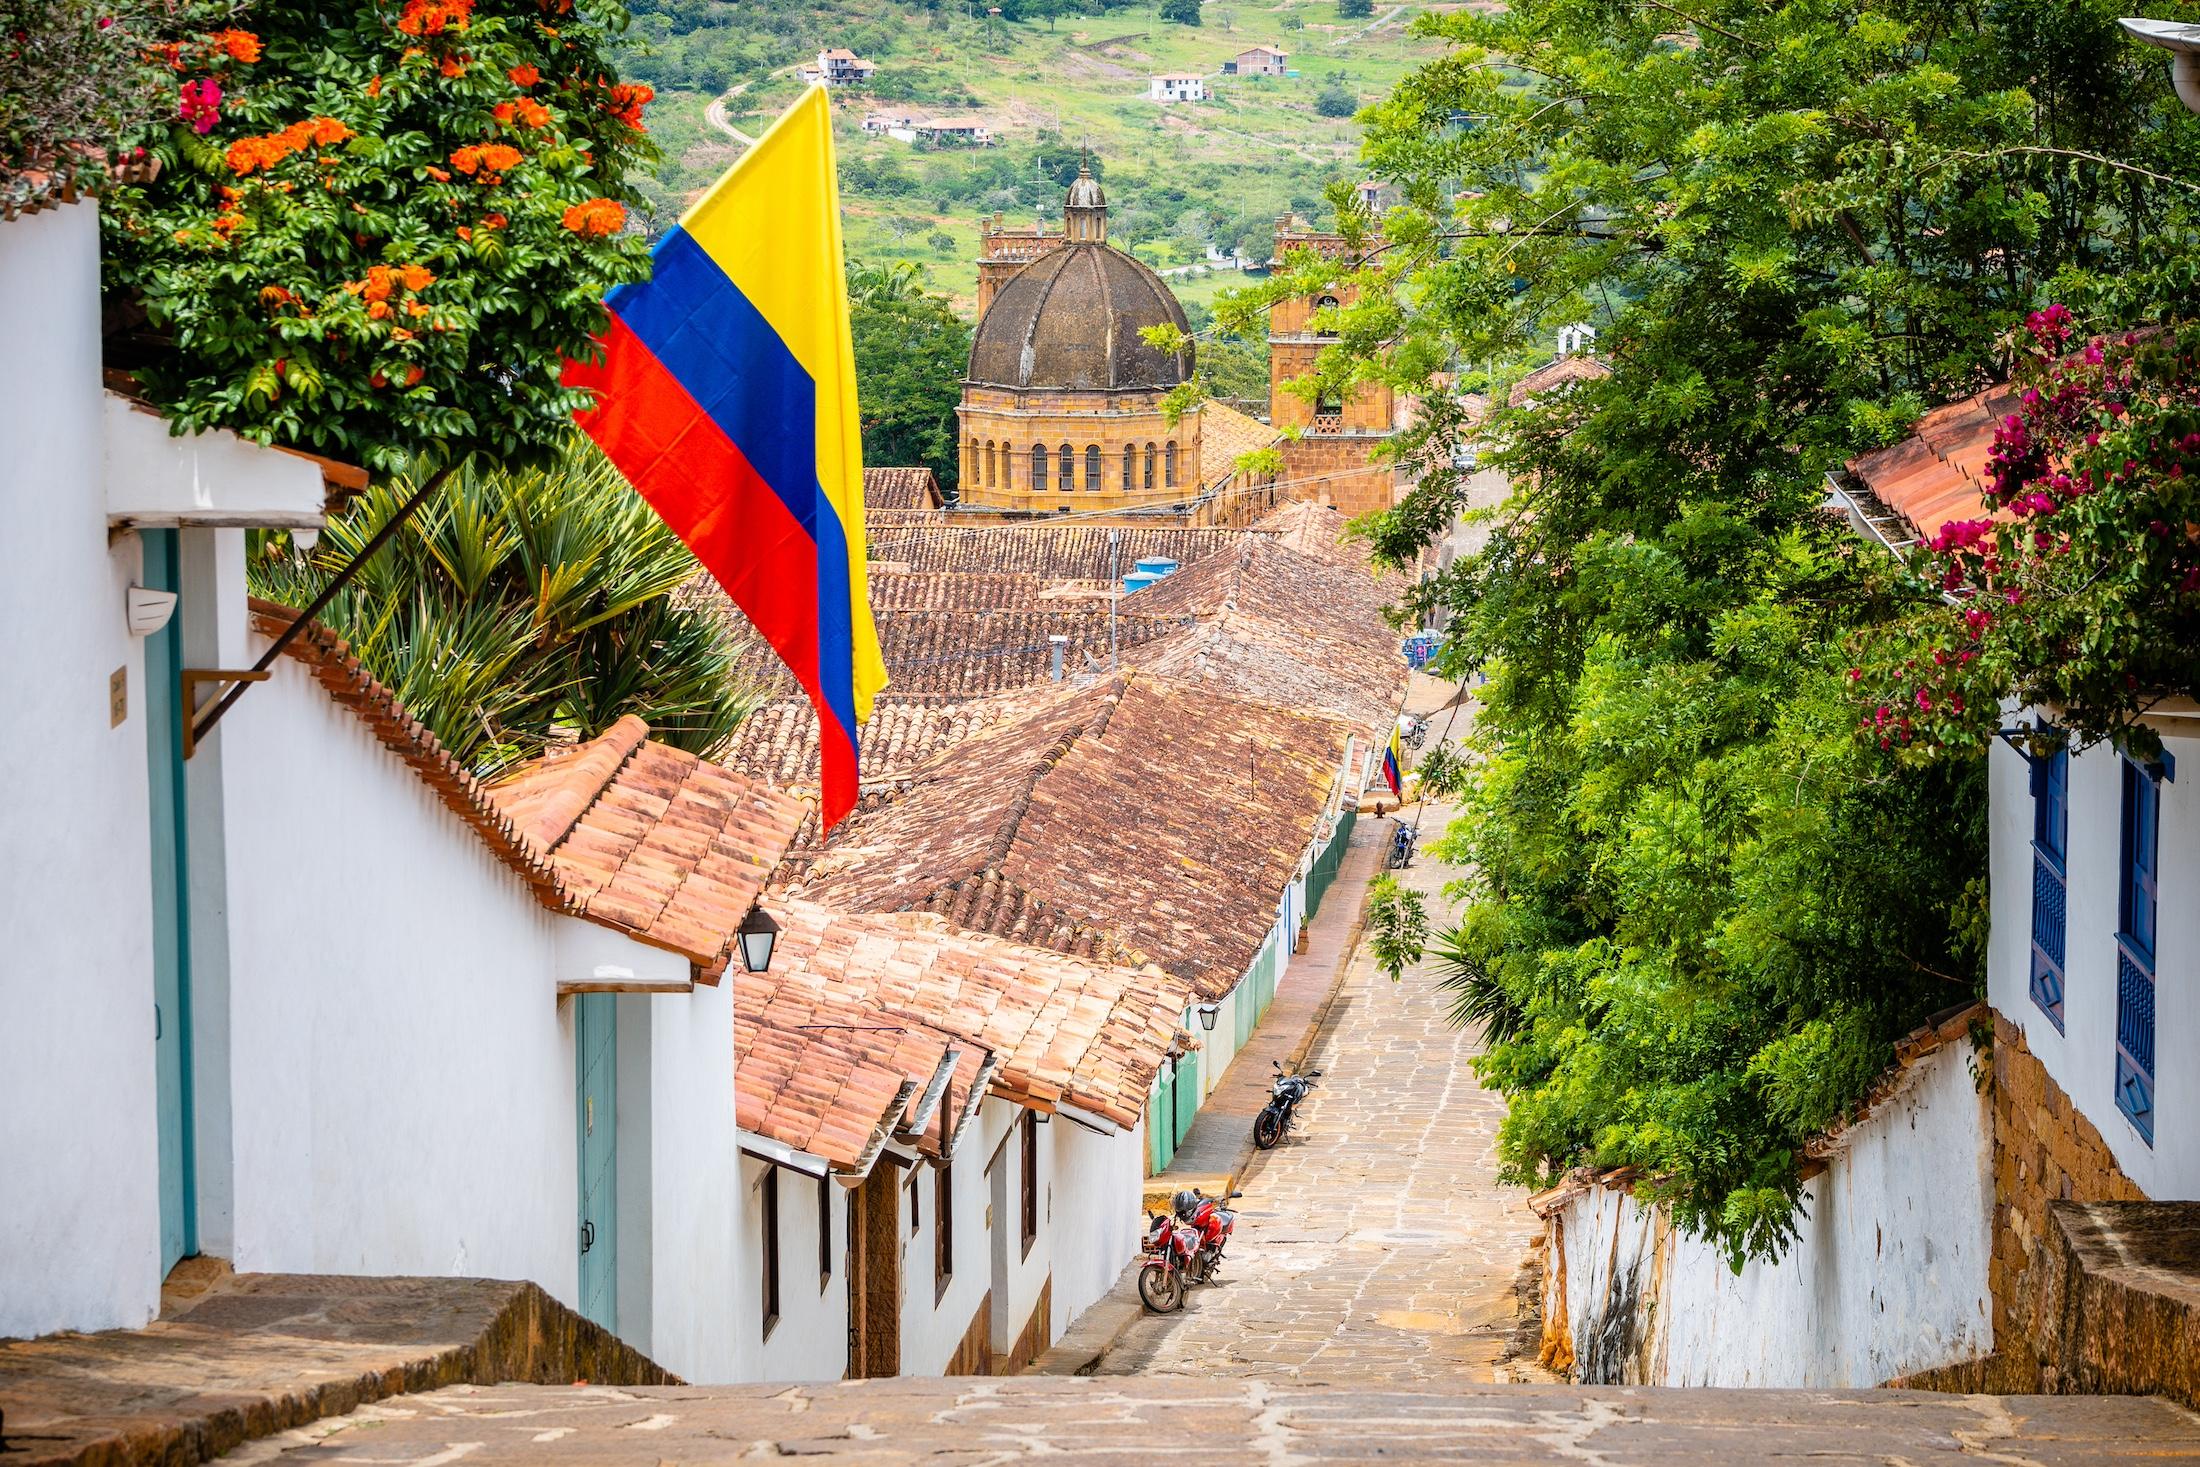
xmin=1093 ymin=700 xmax=1548 ymax=1385
xmin=222 ymin=1378 xmax=2200 ymax=1464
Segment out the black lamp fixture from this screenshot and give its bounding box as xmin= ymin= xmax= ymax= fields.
xmin=738 ymin=905 xmax=780 ymax=974
xmin=1195 ymin=1001 xmax=1221 ymax=1032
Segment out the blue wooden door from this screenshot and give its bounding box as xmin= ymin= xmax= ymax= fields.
xmin=144 ymin=530 xmax=196 ymax=1273
xmin=575 ymin=993 xmax=618 ymax=1331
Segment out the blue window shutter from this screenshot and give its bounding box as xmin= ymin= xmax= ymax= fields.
xmin=2115 ymin=758 xmax=2161 ymax=1145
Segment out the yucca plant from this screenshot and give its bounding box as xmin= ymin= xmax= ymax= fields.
xmin=251 ymin=440 xmax=757 ymax=776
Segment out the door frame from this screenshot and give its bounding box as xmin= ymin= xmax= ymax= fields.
xmin=144 ymin=528 xmax=197 ymax=1273
xmin=575 ymin=991 xmax=619 ymax=1332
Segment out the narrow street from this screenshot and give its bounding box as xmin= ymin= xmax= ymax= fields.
xmin=1095 ymin=691 xmax=1547 ymax=1384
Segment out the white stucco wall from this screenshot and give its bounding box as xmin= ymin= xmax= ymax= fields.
xmin=215 ymin=657 xmax=579 ymax=1300
xmin=1049 ymin=1120 xmax=1143 ymax=1329
xmin=1988 ymin=729 xmax=2200 ymax=1198
xmin=900 ymin=1135 xmax=995 ymax=1374
xmin=979 ymin=1098 xmax=1052 ymax=1359
xmin=0 ymin=201 xmax=167 ymax=1339
xmin=735 ymin=1154 xmax=846 ymax=1381
xmin=1545 ymin=1038 xmax=1992 ymax=1387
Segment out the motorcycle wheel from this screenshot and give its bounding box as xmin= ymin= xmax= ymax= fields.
xmin=1138 ymin=1260 xmax=1184 ymax=1313
xmin=1187 ymin=1248 xmax=1214 ymax=1285
xmin=1253 ymin=1106 xmax=1285 ymax=1150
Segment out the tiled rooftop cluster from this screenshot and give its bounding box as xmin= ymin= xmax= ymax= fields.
xmin=867 ymin=522 xmax=1255 ymax=579
xmin=719 ymin=605 xmax=1188 ymax=699
xmin=799 ymin=673 xmax=1354 ymax=999
xmin=863 ymin=466 xmax=943 ymax=514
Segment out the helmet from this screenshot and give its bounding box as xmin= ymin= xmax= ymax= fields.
xmin=1172 ymin=1189 xmax=1200 ymax=1220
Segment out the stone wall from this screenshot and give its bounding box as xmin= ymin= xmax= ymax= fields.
xmin=1276 ymin=435 xmax=1396 ymax=519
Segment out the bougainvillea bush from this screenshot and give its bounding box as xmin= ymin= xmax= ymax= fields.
xmin=101 ymin=0 xmax=657 ymax=471
xmin=1861 ymin=313 xmax=2200 ymax=759
xmin=0 ymin=0 xmax=162 ymax=215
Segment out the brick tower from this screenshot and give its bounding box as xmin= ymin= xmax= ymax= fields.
xmin=1268 ymin=217 xmax=1397 ymax=517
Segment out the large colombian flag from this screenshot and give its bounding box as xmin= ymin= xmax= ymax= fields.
xmin=567 ymin=87 xmax=886 ymax=827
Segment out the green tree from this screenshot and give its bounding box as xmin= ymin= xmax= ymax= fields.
xmin=1366 ymin=874 xmax=1429 ymax=983
xmin=848 ymin=261 xmax=972 ymax=495
xmin=1314 ymin=75 xmax=1356 ymax=119
xmin=1160 ymin=0 xmax=1202 ymax=26
xmin=1337 ymin=0 xmax=1373 ymax=19
xmin=1223 ymin=0 xmax=2200 ymax=1263
xmin=248 ymin=444 xmax=756 ymax=775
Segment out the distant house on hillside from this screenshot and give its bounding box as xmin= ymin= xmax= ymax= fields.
xmin=1150 ymin=72 xmax=1206 ymax=102
xmin=1223 ymin=44 xmax=1287 ymax=77
xmin=813 ymin=48 xmax=877 ymax=86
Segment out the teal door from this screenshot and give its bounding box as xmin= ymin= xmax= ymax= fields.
xmin=575 ymin=993 xmax=618 ymax=1331
xmin=144 ymin=530 xmax=196 ymax=1274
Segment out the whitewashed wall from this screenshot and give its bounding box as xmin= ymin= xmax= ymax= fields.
xmin=215 ymin=657 xmax=578 ymax=1298
xmin=1988 ymin=729 xmax=2200 ymax=1198
xmin=900 ymin=1129 xmax=995 ymax=1374
xmin=980 ymin=1098 xmax=1052 ymax=1360
xmin=1049 ymin=1119 xmax=1143 ymax=1329
xmin=0 ymin=201 xmax=166 ymax=1338
xmin=1544 ymin=1038 xmax=1992 ymax=1387
xmin=734 ymin=1155 xmax=846 ymax=1381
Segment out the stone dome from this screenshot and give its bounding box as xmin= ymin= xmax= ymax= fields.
xmin=965 ymin=241 xmax=1194 ymax=393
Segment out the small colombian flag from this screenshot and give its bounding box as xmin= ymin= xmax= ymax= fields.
xmin=567 ymin=87 xmax=886 ymax=828
xmin=1381 ymin=725 xmax=1404 ymax=800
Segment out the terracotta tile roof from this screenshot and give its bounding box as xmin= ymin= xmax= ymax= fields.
xmin=720 ymin=604 xmax=1187 ymax=699
xmin=1132 ymin=615 xmax=1400 ymax=744
xmin=797 ymin=673 xmax=1352 ymax=999
xmin=250 ymin=602 xmax=808 ymax=982
xmin=764 ymin=900 xmax=1195 ymax=1131
xmin=718 ymin=694 xmax=1014 ymax=799
xmin=736 ymin=971 xmax=995 ymax=1160
xmin=1248 ymin=501 xmax=1410 ymax=589
xmin=864 ymin=523 xmax=1257 ymax=580
xmin=869 ymin=569 xmax=1047 ymax=611
xmin=1197 ymin=401 xmax=1283 ymax=481
xmin=733 ymin=1017 xmax=912 ymax=1176
xmin=1128 ymin=535 xmax=1398 ymax=657
xmin=1508 ymin=354 xmax=1610 ymax=408
xmin=1843 ymin=388 xmax=2015 ymax=541
xmin=490 ymin=719 xmax=810 ymax=979
xmin=864 ymin=466 xmax=943 ymax=514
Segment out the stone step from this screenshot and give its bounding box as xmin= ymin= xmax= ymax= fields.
xmin=213 ymin=1377 xmax=2200 ymax=1464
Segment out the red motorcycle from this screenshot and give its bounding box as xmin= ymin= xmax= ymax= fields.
xmin=1137 ymin=1188 xmax=1243 ymax=1313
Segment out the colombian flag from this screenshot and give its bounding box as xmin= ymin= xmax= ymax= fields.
xmin=1381 ymin=726 xmax=1404 ymax=800
xmin=567 ymin=88 xmax=886 ymax=827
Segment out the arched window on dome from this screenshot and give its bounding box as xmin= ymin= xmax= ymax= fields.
xmin=982 ymin=441 xmax=994 ymax=490
xmin=1144 ymin=443 xmax=1157 ymax=491
xmin=966 ymin=436 xmax=978 ymax=490
xmin=1059 ymin=442 xmax=1074 ymax=491
xmin=1122 ymin=444 xmax=1135 ymax=494
xmin=1085 ymin=444 xmax=1102 ymax=491
xmin=1031 ymin=442 xmax=1047 ymax=494
xmin=1164 ymin=440 xmax=1178 ymax=488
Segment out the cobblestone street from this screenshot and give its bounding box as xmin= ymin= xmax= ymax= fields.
xmin=1096 ymin=699 xmax=1546 ymax=1385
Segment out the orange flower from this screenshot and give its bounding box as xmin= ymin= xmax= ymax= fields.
xmin=396 ymin=0 xmax=473 ymax=37
xmin=370 ymin=371 xmax=389 ymax=388
xmin=424 ymin=165 xmax=451 ymax=182
xmin=560 ymin=197 xmax=624 ymax=236
xmin=366 ymin=75 xmax=383 ymax=97
xmin=480 ymin=212 xmax=507 ymax=229
xmin=213 ymin=215 xmax=241 ymax=236
xmin=480 ymin=143 xmax=522 ymax=171
xmin=368 ymin=300 xmax=391 ymax=319
xmin=391 ymin=328 xmax=414 ymax=341
xmin=508 ymin=64 xmax=540 ymax=87
xmin=211 ymin=28 xmax=261 ymax=63
xmin=400 ymin=264 xmax=434 ymax=291
xmin=449 ymin=146 xmax=483 ymax=175
xmin=312 ymin=117 xmax=350 ymax=146
xmin=456 ymin=225 xmax=473 ymax=241
xmin=259 ymin=285 xmax=294 ymax=306
xmin=516 ymin=98 xmax=551 ymax=128
xmin=492 ymin=101 xmax=516 ymax=124
xmin=171 ymin=228 xmax=194 ymax=243
xmin=407 ymin=301 xmax=429 ymax=317
xmin=362 ymin=265 xmax=397 ymax=302
xmin=441 ymin=55 xmax=467 ymax=77
xmin=405 ymin=365 xmax=425 ymax=386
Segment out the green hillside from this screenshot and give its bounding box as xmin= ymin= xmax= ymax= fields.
xmin=614 ymin=0 xmax=1446 ymax=321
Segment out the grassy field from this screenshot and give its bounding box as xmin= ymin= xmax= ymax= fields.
xmin=618 ymin=0 xmax=1449 ymax=320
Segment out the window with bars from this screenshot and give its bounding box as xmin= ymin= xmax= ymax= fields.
xmin=2115 ymin=756 xmax=2164 ymax=1144
xmin=2030 ymin=748 xmax=2069 ymax=1029
xmin=818 ymin=1172 xmax=833 ymax=1290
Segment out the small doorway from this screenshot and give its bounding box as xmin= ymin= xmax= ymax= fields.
xmin=844 ymin=1165 xmax=901 ymax=1377
xmin=575 ymin=992 xmax=618 ymax=1331
xmin=144 ymin=529 xmax=196 ymax=1274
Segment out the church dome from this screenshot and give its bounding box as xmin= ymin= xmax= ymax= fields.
xmin=966 ymin=241 xmax=1194 ymax=393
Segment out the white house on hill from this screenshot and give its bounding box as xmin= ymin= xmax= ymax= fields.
xmin=1150 ymin=73 xmax=1206 ymax=102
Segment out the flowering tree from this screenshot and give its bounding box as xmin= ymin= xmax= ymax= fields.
xmin=0 ymin=0 xmax=162 ymax=216
xmin=1861 ymin=312 xmax=2200 ymax=759
xmin=101 ymin=0 xmax=657 ymax=472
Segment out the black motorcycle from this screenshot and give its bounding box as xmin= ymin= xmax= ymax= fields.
xmin=1252 ymin=1059 xmax=1320 ymax=1149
